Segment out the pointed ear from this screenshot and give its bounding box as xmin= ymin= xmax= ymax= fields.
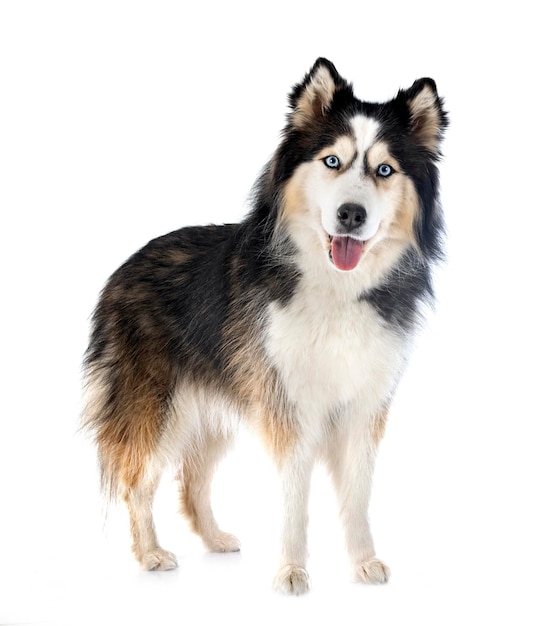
xmin=289 ymin=58 xmax=350 ymax=128
xmin=404 ymin=78 xmax=448 ymax=153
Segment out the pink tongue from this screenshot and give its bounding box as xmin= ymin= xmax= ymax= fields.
xmin=331 ymin=236 xmax=364 ymax=271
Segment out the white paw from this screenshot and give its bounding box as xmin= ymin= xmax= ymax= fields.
xmin=274 ymin=564 xmax=311 ymax=595
xmin=205 ymin=532 xmax=241 ymax=553
xmin=140 ymin=548 xmax=178 ymax=571
xmin=354 ymin=557 xmax=390 ymax=584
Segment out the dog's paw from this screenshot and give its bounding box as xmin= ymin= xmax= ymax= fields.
xmin=139 ymin=548 xmax=178 ymax=571
xmin=354 ymin=557 xmax=390 ymax=584
xmin=205 ymin=532 xmax=241 ymax=553
xmin=274 ymin=564 xmax=311 ymax=595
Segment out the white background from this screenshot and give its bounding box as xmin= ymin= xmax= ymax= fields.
xmin=1 ymin=1 xmax=554 ymax=624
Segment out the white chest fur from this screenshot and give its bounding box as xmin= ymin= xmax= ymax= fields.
xmin=265 ymin=279 xmax=410 ymax=421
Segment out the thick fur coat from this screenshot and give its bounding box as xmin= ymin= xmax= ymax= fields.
xmin=83 ymin=58 xmax=447 ymax=594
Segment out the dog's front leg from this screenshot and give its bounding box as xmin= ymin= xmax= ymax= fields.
xmin=327 ymin=407 xmax=391 ymax=585
xmin=273 ymin=448 xmax=314 ymax=595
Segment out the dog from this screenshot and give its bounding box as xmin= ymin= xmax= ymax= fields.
xmin=83 ymin=58 xmax=447 ymax=594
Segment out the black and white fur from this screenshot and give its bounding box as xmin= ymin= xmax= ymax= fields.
xmin=83 ymin=58 xmax=447 ymax=594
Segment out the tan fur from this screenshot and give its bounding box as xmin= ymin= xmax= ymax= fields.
xmin=371 ymin=404 xmax=390 ymax=447
xmin=252 ymin=394 xmax=298 ymax=464
xmin=280 ymin=165 xmax=309 ymax=221
xmin=223 ymin=296 xmax=298 ymax=460
xmin=292 ymin=64 xmax=337 ymax=128
xmin=408 ymin=84 xmax=443 ymax=151
xmin=85 ymin=346 xmax=173 ymax=497
xmin=123 ymin=477 xmax=178 ymax=570
xmin=178 ymin=433 xmax=240 ymax=552
xmin=390 ymin=180 xmax=419 ymax=248
xmin=315 ymin=137 xmax=357 ymax=170
xmin=100 ymin=398 xmax=158 ymax=492
xmin=366 ymin=140 xmax=399 ymax=175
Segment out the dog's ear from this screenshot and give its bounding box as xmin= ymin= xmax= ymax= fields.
xmin=401 ymin=78 xmax=448 ymax=154
xmin=289 ymin=58 xmax=350 ymax=128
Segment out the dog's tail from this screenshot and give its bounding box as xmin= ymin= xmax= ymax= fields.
xmin=82 ymin=303 xmax=173 ymax=501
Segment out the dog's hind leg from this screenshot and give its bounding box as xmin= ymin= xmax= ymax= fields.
xmin=177 ymin=431 xmax=240 ymax=553
xmin=123 ymin=473 xmax=178 ymax=571
xmin=86 ymin=358 xmax=178 ymax=571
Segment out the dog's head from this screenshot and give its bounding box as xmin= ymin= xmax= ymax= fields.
xmin=272 ymin=58 xmax=448 ymax=275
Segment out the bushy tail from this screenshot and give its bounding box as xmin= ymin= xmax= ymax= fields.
xmin=82 ymin=340 xmax=171 ymax=501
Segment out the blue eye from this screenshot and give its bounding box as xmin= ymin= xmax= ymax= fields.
xmin=324 ymin=155 xmax=340 ymax=169
xmin=377 ymin=163 xmax=394 ymax=178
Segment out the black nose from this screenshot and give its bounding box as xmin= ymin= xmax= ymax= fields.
xmin=337 ymin=203 xmax=367 ymax=232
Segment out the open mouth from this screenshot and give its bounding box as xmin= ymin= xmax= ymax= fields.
xmin=328 ymin=235 xmax=367 ymax=271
